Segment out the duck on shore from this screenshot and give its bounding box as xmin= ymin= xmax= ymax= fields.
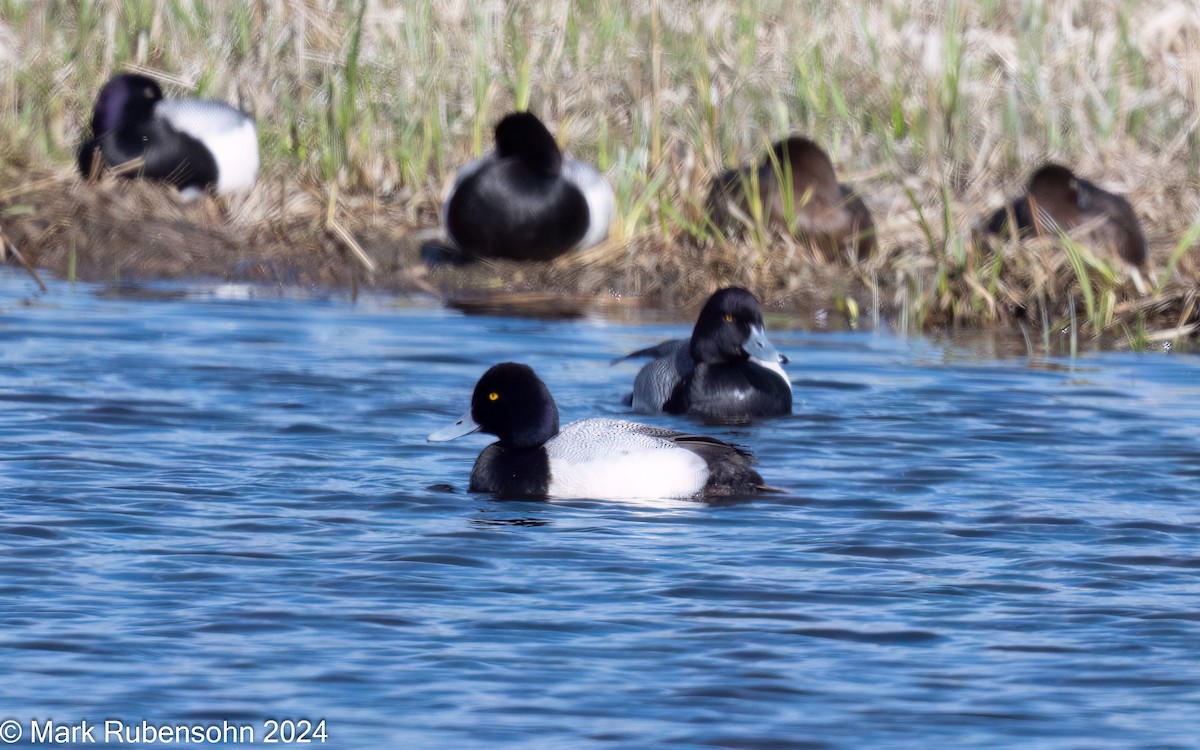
xmin=441 ymin=111 xmax=615 ymax=262
xmin=706 ymin=136 xmax=875 ymax=262
xmin=986 ymin=163 xmax=1148 ymax=291
xmin=78 ymin=73 xmax=259 ymax=201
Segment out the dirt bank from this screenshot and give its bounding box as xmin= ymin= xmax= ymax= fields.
xmin=1 ymin=172 xmax=1196 ymax=344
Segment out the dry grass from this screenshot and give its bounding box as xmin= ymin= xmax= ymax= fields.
xmin=1 ymin=0 xmax=1198 ymax=346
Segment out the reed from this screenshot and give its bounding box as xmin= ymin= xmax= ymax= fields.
xmin=0 ymin=0 xmax=1196 ymax=349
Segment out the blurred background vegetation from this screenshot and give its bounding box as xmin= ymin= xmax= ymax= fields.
xmin=1 ymin=0 xmax=1197 ymax=345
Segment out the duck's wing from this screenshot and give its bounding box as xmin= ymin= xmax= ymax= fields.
xmin=611 ymin=338 xmax=688 ymax=363
xmin=638 ymin=423 xmax=766 ymax=497
xmin=561 ymin=158 xmax=615 ymax=250
xmin=622 ymin=341 xmax=693 ymax=413
xmin=549 ymin=419 xmax=765 ymax=499
xmin=545 ymin=419 xmax=706 ymax=499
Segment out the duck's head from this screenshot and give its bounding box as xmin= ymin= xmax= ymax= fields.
xmin=428 ymin=362 xmax=560 ymax=449
xmin=1026 ymin=163 xmax=1085 ymax=217
xmin=690 ymin=287 xmax=786 ymax=368
xmin=493 ymin=112 xmax=563 ymax=176
xmin=90 ymin=74 xmax=163 ymax=136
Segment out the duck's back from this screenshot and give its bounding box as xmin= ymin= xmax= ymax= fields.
xmin=156 ymin=98 xmax=252 ymax=135
xmin=1071 ymin=178 xmax=1147 ymax=267
xmin=155 ymin=99 xmax=259 ymax=195
xmin=446 ymin=159 xmax=590 ymax=260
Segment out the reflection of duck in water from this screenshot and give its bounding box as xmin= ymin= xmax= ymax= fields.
xmin=78 ymin=74 xmax=259 ymax=201
xmin=706 ymin=136 xmax=875 ymax=262
xmin=442 ymin=112 xmax=614 ymax=262
xmin=428 ymin=362 xmax=768 ymax=500
xmin=986 ymin=163 xmax=1148 ymax=291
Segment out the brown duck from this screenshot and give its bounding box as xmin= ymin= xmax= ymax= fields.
xmin=986 ymin=163 xmax=1147 ymax=272
xmin=706 ymin=136 xmax=875 ymax=262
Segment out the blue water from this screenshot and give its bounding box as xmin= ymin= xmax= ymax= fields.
xmin=1 ymin=268 xmax=1198 ymax=749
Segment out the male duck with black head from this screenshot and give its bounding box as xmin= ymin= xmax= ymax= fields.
xmin=707 ymin=136 xmax=875 ymax=262
xmin=428 ymin=363 xmax=768 ymax=501
xmin=443 ymin=111 xmax=615 ymax=261
xmin=78 ymin=73 xmax=259 ymax=200
xmin=623 ymin=287 xmax=792 ymax=420
xmin=986 ymin=163 xmax=1148 ymax=291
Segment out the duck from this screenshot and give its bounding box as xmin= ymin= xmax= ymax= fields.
xmin=621 ymin=287 xmax=792 ymax=419
xmin=986 ymin=163 xmax=1147 ymax=272
xmin=77 ymin=73 xmax=259 ymax=200
xmin=427 ymin=362 xmax=767 ymax=500
xmin=706 ymin=136 xmax=875 ymax=262
xmin=443 ymin=111 xmax=615 ymax=261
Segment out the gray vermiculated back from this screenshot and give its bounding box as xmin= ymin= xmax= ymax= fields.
xmin=156 ymin=98 xmax=252 ymax=138
xmin=631 ymin=339 xmax=692 ymax=412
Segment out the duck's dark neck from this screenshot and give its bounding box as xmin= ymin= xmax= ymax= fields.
xmin=496 ymin=407 xmax=559 ymax=450
xmin=469 ymin=443 xmax=551 ymax=498
xmin=691 ymin=338 xmax=744 ymax=364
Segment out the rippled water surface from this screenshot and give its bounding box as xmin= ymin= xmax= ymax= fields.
xmin=2 ymin=268 xmax=1199 ymax=749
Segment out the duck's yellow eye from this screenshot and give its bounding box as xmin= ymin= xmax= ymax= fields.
xmin=144 ymin=87 xmax=155 ymax=98
xmin=488 ymin=392 xmax=499 ymax=401
xmin=724 ymin=314 xmax=734 ymax=323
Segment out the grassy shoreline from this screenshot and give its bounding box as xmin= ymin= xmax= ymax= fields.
xmin=1 ymin=1 xmax=1197 ymax=347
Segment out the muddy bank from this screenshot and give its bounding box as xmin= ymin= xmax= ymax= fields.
xmin=1 ymin=174 xmax=878 ymax=318
xmin=1 ymin=173 xmax=1196 ymax=340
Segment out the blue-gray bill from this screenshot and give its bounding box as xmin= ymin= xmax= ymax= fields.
xmin=746 ymin=325 xmax=787 ymax=368
xmin=427 ymin=413 xmax=481 ymax=442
